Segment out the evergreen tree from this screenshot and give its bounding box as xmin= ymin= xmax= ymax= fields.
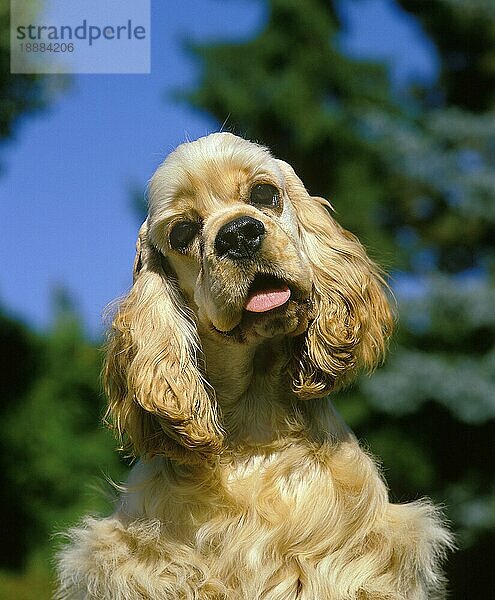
xmin=0 ymin=0 xmax=62 ymax=145
xmin=0 ymin=302 xmax=123 ymax=597
xmin=186 ymin=0 xmax=400 ymax=259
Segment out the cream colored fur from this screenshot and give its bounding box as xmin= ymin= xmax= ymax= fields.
xmin=56 ymin=133 xmax=452 ymax=599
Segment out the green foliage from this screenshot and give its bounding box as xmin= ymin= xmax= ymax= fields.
xmin=0 ymin=554 xmax=53 ymax=599
xmin=0 ymin=306 xmax=124 ymax=592
xmin=185 ymin=0 xmax=399 ymax=262
xmin=360 ymin=107 xmax=495 ymax=272
xmin=398 ymin=0 xmax=495 ymax=111
xmin=0 ymin=0 xmax=66 ymax=153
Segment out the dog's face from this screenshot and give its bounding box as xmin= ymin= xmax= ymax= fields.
xmin=104 ymin=133 xmax=393 ymax=461
xmin=148 ymin=133 xmax=313 ymax=341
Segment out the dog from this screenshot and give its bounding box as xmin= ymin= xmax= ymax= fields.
xmin=57 ymin=133 xmax=452 ymax=599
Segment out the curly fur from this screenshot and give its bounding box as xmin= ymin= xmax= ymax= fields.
xmin=56 ymin=133 xmax=452 ymax=599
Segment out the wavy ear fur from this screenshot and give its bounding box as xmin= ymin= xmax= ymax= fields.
xmin=278 ymin=161 xmax=393 ymax=398
xmin=103 ymin=221 xmax=223 ymax=462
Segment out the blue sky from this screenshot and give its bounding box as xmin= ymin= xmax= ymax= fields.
xmin=1 ymin=0 xmax=437 ymax=337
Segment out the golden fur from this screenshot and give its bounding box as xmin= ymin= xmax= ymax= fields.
xmin=56 ymin=133 xmax=452 ymax=599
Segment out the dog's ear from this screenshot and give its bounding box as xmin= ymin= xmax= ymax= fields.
xmin=277 ymin=160 xmax=393 ymax=398
xmin=103 ymin=221 xmax=223 ymax=462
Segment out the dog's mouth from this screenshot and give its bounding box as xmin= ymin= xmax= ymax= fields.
xmin=243 ymin=273 xmax=291 ymax=313
xmin=208 ymin=272 xmax=311 ymax=341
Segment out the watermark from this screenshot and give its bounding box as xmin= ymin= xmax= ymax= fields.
xmin=11 ymin=0 xmax=150 ymax=74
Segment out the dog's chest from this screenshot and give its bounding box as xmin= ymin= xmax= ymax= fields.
xmin=216 ymin=446 xmax=330 ymax=528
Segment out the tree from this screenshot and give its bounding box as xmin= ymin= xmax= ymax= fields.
xmin=185 ymin=0 xmax=495 ymax=596
xmin=185 ymin=0 xmax=400 ymax=260
xmin=0 ymin=298 xmax=124 ymax=597
xmin=1 ymin=2 xmax=37 ymax=136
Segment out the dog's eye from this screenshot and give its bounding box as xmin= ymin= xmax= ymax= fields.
xmin=249 ymin=184 xmax=280 ymax=207
xmin=169 ymin=221 xmax=201 ymax=252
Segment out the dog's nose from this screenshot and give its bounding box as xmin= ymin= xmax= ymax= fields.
xmin=215 ymin=216 xmax=265 ymax=260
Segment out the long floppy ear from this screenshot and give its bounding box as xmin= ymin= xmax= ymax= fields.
xmin=103 ymin=220 xmax=223 ymax=462
xmin=277 ymin=160 xmax=393 ymax=398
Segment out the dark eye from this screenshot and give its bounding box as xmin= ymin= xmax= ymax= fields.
xmin=249 ymin=183 xmax=280 ymax=207
xmin=169 ymin=220 xmax=201 ymax=252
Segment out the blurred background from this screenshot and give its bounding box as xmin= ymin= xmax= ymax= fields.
xmin=1 ymin=0 xmax=494 ymax=597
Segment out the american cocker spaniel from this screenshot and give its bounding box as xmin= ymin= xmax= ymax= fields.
xmin=57 ymin=133 xmax=452 ymax=599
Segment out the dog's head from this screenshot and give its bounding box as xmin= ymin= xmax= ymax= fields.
xmin=104 ymin=133 xmax=392 ymax=461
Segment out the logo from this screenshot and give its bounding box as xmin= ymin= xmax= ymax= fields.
xmin=11 ymin=0 xmax=151 ymax=74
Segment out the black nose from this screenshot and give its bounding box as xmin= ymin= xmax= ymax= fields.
xmin=215 ymin=216 xmax=265 ymax=260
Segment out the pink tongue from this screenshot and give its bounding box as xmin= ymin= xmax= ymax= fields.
xmin=244 ymin=285 xmax=291 ymax=313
